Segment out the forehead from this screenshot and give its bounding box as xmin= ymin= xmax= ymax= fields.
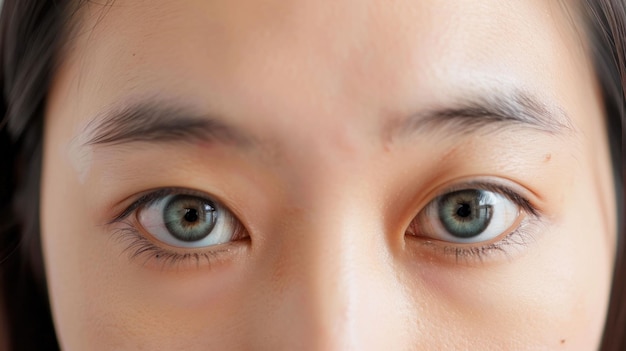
xmin=63 ymin=0 xmax=582 ymax=102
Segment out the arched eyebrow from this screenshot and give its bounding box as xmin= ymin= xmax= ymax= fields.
xmin=82 ymin=91 xmax=574 ymax=149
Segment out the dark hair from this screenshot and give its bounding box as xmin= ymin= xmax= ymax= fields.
xmin=0 ymin=1 xmax=65 ymax=350
xmin=586 ymin=0 xmax=626 ymax=347
xmin=0 ymin=0 xmax=624 ymax=350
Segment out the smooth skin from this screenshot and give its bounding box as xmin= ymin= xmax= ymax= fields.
xmin=42 ymin=0 xmax=616 ymax=349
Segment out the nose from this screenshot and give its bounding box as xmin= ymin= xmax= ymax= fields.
xmin=244 ymin=202 xmax=414 ymax=351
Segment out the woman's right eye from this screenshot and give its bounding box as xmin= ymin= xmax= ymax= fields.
xmin=136 ymin=193 xmax=245 ymax=248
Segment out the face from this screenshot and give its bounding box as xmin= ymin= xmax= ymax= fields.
xmin=42 ymin=0 xmax=617 ymax=349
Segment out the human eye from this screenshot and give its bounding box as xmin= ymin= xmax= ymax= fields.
xmin=109 ymin=188 xmax=248 ymax=267
xmin=406 ymin=180 xmax=541 ymax=261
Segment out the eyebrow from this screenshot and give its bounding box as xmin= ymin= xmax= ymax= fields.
xmin=82 ymin=91 xmax=574 ymax=149
xmin=385 ymin=91 xmax=574 ymax=142
xmin=82 ymin=102 xmax=254 ymax=147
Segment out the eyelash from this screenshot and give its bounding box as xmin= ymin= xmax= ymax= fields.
xmin=109 ymin=181 xmax=542 ymax=267
xmin=109 ymin=188 xmax=247 ymax=268
xmin=419 ymin=219 xmax=543 ymax=264
xmin=405 ymin=181 xmax=543 ymax=263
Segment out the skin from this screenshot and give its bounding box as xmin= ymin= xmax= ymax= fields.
xmin=42 ymin=0 xmax=616 ymax=349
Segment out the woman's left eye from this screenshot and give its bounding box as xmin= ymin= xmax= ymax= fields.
xmin=408 ymin=188 xmax=521 ymax=244
xmin=136 ymin=193 xmax=244 ymax=248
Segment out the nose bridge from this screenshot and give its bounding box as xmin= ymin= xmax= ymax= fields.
xmin=266 ymin=194 xmax=411 ymax=351
xmin=304 ymin=208 xmax=374 ymax=348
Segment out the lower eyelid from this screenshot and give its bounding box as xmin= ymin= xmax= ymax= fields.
xmin=406 ymin=214 xmax=543 ymax=264
xmin=109 ymin=218 xmax=249 ymax=270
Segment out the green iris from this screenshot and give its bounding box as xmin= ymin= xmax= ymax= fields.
xmin=163 ymin=195 xmax=217 ymax=242
xmin=438 ymin=189 xmax=493 ymax=238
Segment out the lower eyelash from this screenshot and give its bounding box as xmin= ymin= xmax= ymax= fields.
xmin=110 ymin=220 xmax=229 ymax=269
xmin=422 ymin=216 xmax=545 ymax=264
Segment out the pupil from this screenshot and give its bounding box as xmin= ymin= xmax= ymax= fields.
xmin=456 ymin=203 xmax=471 ymax=218
xmin=184 ymin=208 xmax=199 ymax=223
